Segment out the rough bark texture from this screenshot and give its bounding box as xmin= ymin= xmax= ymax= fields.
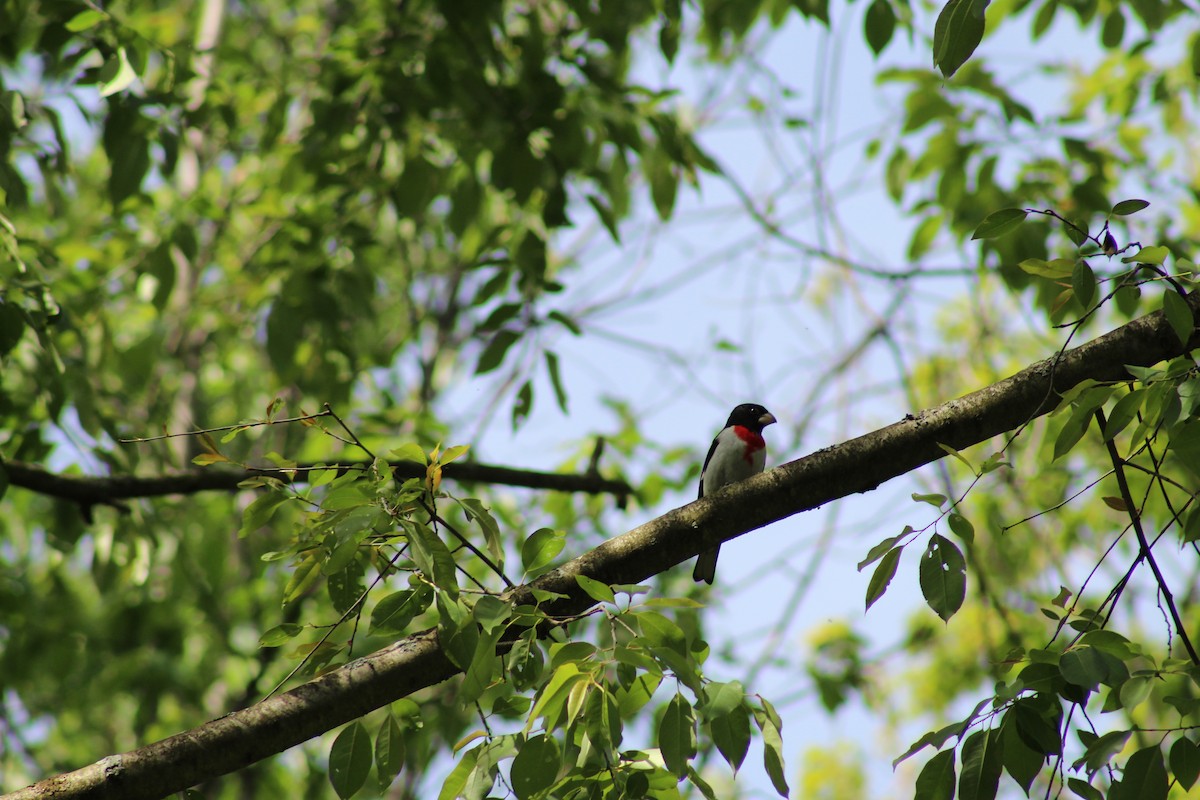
xmin=9 ymin=294 xmax=1197 ymax=800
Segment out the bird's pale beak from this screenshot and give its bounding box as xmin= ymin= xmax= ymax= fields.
xmin=760 ymin=412 xmax=777 ymax=426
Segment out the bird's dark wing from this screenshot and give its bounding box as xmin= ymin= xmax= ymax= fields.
xmin=698 ymin=431 xmax=722 ymax=499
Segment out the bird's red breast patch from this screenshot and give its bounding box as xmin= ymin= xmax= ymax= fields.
xmin=732 ymin=425 xmax=766 ymax=462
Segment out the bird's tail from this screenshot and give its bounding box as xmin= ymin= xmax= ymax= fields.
xmin=692 ymin=546 xmax=719 ymax=584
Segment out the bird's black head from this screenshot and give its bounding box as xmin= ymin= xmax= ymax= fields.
xmin=725 ymin=403 xmax=777 ymax=433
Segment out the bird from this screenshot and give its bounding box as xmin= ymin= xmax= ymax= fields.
xmin=693 ymin=403 xmax=777 ymax=584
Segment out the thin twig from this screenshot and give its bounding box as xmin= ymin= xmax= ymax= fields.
xmin=422 ymin=500 xmax=514 ymax=589
xmin=1094 ymin=408 xmax=1200 ymax=664
xmin=323 ymin=403 xmax=377 ymax=461
xmin=118 ymin=411 xmax=333 ymax=442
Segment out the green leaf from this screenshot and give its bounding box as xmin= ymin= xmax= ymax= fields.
xmin=586 ymin=194 xmax=621 ymax=242
xmin=65 ymin=9 xmax=107 ymax=31
xmin=511 ymin=734 xmax=560 ymax=800
xmin=1072 ymin=260 xmax=1097 ymax=308
xmin=1053 ymin=405 xmax=1094 ymax=461
xmin=646 ymin=145 xmax=678 ymax=220
xmin=938 ymin=442 xmax=976 ymax=473
xmin=1012 ymin=699 xmax=1061 ymax=756
xmin=459 ymin=625 xmax=504 ymax=705
xmin=374 ymin=715 xmax=405 ymax=793
xmin=756 ymin=710 xmax=790 ymax=797
xmin=908 ymin=213 xmax=942 ymax=260
xmin=957 ymin=728 xmax=1002 ymax=800
xmin=240 ymin=491 xmax=290 ymax=538
xmin=919 ymin=534 xmax=966 ymax=621
xmin=1169 ymin=420 xmax=1200 ymax=475
xmin=708 ymin=701 xmax=751 ymax=773
xmin=472 ymin=595 xmax=511 ymax=633
xmin=636 ymin=610 xmax=688 ymax=654
xmin=258 ymin=623 xmax=303 ymax=647
xmin=584 ymin=687 xmax=621 ymax=759
xmin=440 ymin=444 xmax=469 ymax=464
xmin=971 ymin=207 xmax=1027 ymax=240
xmin=864 ymin=0 xmax=896 ymax=54
xmin=1019 ymin=257 xmax=1076 ymax=279
xmin=521 ymin=528 xmax=564 ymax=574
xmin=390 ymin=442 xmax=427 ymax=464
xmin=438 ymin=746 xmax=478 ymax=800
xmin=508 ymin=633 xmax=545 ymax=691
xmin=1111 ymin=198 xmax=1150 ymax=216
xmin=933 ymin=0 xmax=990 ymax=77
xmin=1170 ymin=737 xmax=1200 ymax=790
xmin=459 ymin=497 xmax=504 ymax=566
xmin=1118 ymin=675 xmax=1151 ymax=709
xmin=1060 ymin=646 xmax=1107 ymax=689
xmin=865 ymin=546 xmax=902 ymax=611
xmin=1111 ymin=745 xmax=1167 ymax=800
xmin=913 ymin=492 xmax=948 ymax=507
xmin=1125 ymin=245 xmax=1169 ymax=265
xmin=1162 ymin=291 xmax=1194 ymax=347
xmin=476 ymin=329 xmax=519 ymax=375
xmin=408 ymin=523 xmax=458 ymax=599
xmin=947 ymin=512 xmax=975 ymax=544
xmin=615 ymin=670 xmax=661 ymax=717
xmin=575 ymin=574 xmax=615 ymax=604
xmin=1067 ymin=777 xmax=1104 ymax=800
xmin=702 ymin=680 xmax=745 ymax=716
xmin=100 ymin=47 xmax=138 ymax=97
xmin=915 ymin=749 xmax=956 ymax=800
xmin=1101 ymin=9 xmax=1125 ymax=47
xmin=525 ymin=663 xmax=583 ymax=732
xmin=369 ymin=586 xmax=433 ymax=635
xmin=547 ymin=310 xmax=582 ymax=336
xmin=512 ymin=379 xmax=533 ymax=428
xmin=282 ymin=554 xmax=322 ymax=606
xmin=857 ymin=530 xmax=908 ymax=571
xmin=0 ymin=302 xmax=24 ymax=356
xmin=329 ymin=721 xmax=372 ymax=799
xmin=548 ymin=641 xmax=596 ymax=670
xmin=1103 ymin=389 xmax=1146 ymax=441
xmin=1076 ymin=729 xmax=1131 ymax=774
xmin=1000 ymin=710 xmax=1043 ymax=794
xmin=658 ymin=694 xmax=696 ymax=779
xmin=544 ymin=351 xmax=569 ymax=412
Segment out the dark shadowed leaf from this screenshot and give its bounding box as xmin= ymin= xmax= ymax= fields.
xmin=933 ymin=0 xmax=990 ymax=78
xmin=916 ymin=749 xmax=956 ymax=800
xmin=329 ymin=722 xmax=372 ymax=799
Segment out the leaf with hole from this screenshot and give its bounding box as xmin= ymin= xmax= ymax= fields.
xmin=920 ymin=534 xmax=966 ymax=621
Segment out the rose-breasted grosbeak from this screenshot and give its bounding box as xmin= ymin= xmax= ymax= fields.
xmin=693 ymin=403 xmax=777 ymax=584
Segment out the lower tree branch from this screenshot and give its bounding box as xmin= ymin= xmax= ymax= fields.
xmin=10 ymin=293 xmax=1198 ymax=800
xmin=0 ymin=459 xmax=633 ymax=507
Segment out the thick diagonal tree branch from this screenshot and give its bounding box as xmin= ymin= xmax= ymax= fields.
xmin=10 ymin=295 xmax=1198 ymax=800
xmin=0 ymin=459 xmax=633 ymax=507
